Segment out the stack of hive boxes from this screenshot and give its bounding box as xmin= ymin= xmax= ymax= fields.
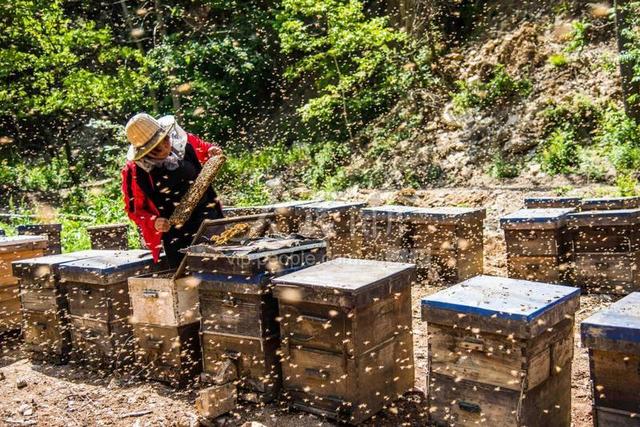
xmin=362 ymin=206 xmax=485 ymax=284
xmin=86 ymin=224 xmax=129 ymax=250
xmin=12 ymin=250 xmax=104 ymax=363
xmin=581 ymin=292 xmax=640 ymax=425
xmin=272 ymin=258 xmax=416 ymax=424
xmin=500 ymin=208 xmax=575 ymax=284
xmin=0 ymin=235 xmax=48 ymax=333
xmin=223 ymin=200 xmax=317 ymax=234
xmin=422 ymin=275 xmax=580 ymax=426
xmin=295 ymin=201 xmax=366 ymax=258
xmin=17 ymin=224 xmax=63 ymax=255
xmin=58 ymin=250 xmax=163 ymax=369
xmin=185 ymin=235 xmax=326 ymax=417
xmin=567 ymin=208 xmax=640 ymax=294
xmin=128 ymin=270 xmax=202 ymax=387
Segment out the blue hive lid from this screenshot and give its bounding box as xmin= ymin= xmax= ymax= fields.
xmin=581 ymin=292 xmax=640 ymax=352
xmin=404 ymin=207 xmax=486 ymax=223
xmin=500 ymin=208 xmax=575 ymax=229
xmin=524 ymin=196 xmax=582 ymax=205
xmin=567 ymin=208 xmax=640 ymax=226
xmin=361 ymin=205 xmax=419 ymax=219
xmin=296 ymin=200 xmax=367 ymax=213
xmin=421 ymin=275 xmax=580 ymax=323
xmin=59 ymin=250 xmax=155 ymax=276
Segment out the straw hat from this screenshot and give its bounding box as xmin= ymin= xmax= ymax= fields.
xmin=125 ymin=113 xmax=175 ymax=161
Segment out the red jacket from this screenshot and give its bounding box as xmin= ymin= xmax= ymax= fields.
xmin=121 ymin=133 xmax=215 ymax=262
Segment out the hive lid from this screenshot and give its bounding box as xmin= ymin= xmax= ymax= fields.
xmin=223 ymin=200 xmax=320 ymax=214
xmin=500 ymin=208 xmax=575 ymax=230
xmin=404 ymin=207 xmax=486 ymax=223
xmin=581 ymin=292 xmax=640 ymax=353
xmin=581 ymin=196 xmax=640 ymax=210
xmin=422 ymin=275 xmax=580 ymax=337
xmin=273 ymin=258 xmax=415 ymax=307
xmin=12 ymin=250 xmax=109 ymax=279
xmin=361 ymin=205 xmax=419 ymax=220
xmin=86 ymin=223 xmax=128 ymax=231
xmin=524 ymin=197 xmax=582 ymax=208
xmin=567 ymin=209 xmax=640 ymax=227
xmin=58 ymin=249 xmax=157 ymax=283
xmin=295 ymin=200 xmax=367 ymax=213
xmin=185 ymin=236 xmax=326 ymax=260
xmin=0 ymin=235 xmax=48 ymax=248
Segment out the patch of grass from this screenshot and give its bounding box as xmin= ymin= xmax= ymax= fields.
xmin=540 ymin=128 xmax=579 ymax=175
xmin=617 ymin=174 xmax=638 ymax=196
xmin=577 ymin=146 xmax=608 ymax=181
xmin=553 ymin=185 xmax=574 ymax=196
xmin=452 ymin=64 xmax=533 ymax=113
xmin=548 ymin=53 xmax=569 ymax=68
xmin=489 ymin=152 xmax=520 ymax=179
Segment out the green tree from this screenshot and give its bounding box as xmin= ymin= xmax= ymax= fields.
xmin=0 ymin=0 xmax=146 ymax=181
xmin=276 ymin=0 xmax=413 ymax=141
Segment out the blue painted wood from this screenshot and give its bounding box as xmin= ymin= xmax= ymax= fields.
xmin=296 ymin=200 xmax=367 ymax=213
xmin=421 ymin=275 xmax=580 ymax=322
xmin=405 ymin=207 xmax=486 ymax=222
xmin=582 ymin=197 xmax=640 ymax=209
xmin=361 ymin=205 xmax=418 ymax=219
xmin=58 ymin=250 xmax=154 ymax=275
xmin=581 ymin=292 xmax=640 ymax=346
xmin=500 ymin=208 xmax=575 ymax=228
xmin=524 ymin=197 xmax=582 ymax=205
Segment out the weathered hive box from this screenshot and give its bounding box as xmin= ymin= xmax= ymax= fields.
xmin=422 ymin=275 xmax=580 ymax=427
xmin=185 ymin=236 xmax=327 ymax=403
xmin=0 ymin=235 xmax=48 ymax=333
xmin=273 ymin=258 xmax=416 ymax=424
xmin=568 ymin=209 xmax=640 ymax=294
xmin=223 ymin=200 xmax=318 ymax=234
xmin=361 ymin=205 xmax=416 ymax=262
xmin=17 ymin=223 xmax=63 ymax=255
xmin=295 ymin=201 xmax=366 ymax=258
xmin=581 ymin=292 xmax=640 ymax=426
xmin=581 ymin=196 xmax=640 ymax=211
xmin=524 ymin=197 xmax=582 ymax=209
xmin=59 ymin=250 xmax=163 ymax=368
xmin=12 ymin=250 xmax=107 ymax=363
xmin=500 ymin=208 xmax=574 ymax=284
xmin=407 ymin=207 xmax=485 ymax=284
xmin=86 ymin=223 xmax=129 ymax=250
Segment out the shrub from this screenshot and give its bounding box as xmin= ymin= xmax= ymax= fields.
xmin=566 ymin=20 xmax=592 ymax=53
xmin=540 ymin=128 xmax=578 ymax=174
xmin=452 ymin=65 xmax=532 ymax=112
xmin=489 ymin=152 xmax=520 ymax=179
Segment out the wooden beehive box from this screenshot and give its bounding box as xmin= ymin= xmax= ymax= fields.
xmin=59 ymin=250 xmax=164 ymax=368
xmin=524 ymin=197 xmax=582 ymax=209
xmin=17 ymin=223 xmax=63 ymax=255
xmin=12 ymin=250 xmax=107 ymax=363
xmin=273 ymin=258 xmax=416 ymax=424
xmin=500 ymin=208 xmax=575 ymax=284
xmin=295 ymin=201 xmax=367 ymax=258
xmin=581 ymin=196 xmax=640 ymax=211
xmin=0 ymin=235 xmax=48 ymax=333
xmin=223 ymin=200 xmax=319 ymax=234
xmin=422 ymin=275 xmax=580 ymax=427
xmin=184 ymin=236 xmax=327 ymax=403
xmin=581 ymin=292 xmax=640 ymax=426
xmin=567 ymin=209 xmax=640 ymax=294
xmin=361 ymin=205 xmax=416 ymax=262
xmin=406 ymin=207 xmax=485 ymax=284
xmin=86 ymin=223 xmax=129 ymax=250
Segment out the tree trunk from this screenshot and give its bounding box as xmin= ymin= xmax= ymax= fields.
xmin=614 ymin=0 xmax=640 ymax=122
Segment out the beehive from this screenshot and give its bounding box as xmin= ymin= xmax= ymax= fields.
xmin=184 ymin=236 xmax=327 ymax=404
xmin=581 ymin=292 xmax=640 ymax=426
xmin=523 ymin=197 xmax=582 ymax=209
xmin=86 ymin=223 xmax=129 ymax=250
xmin=500 ymin=208 xmax=574 ymax=284
xmin=59 ymin=250 xmax=164 ymax=368
xmin=17 ymin=223 xmax=63 ymax=255
xmin=0 ymin=235 xmax=48 ymax=333
xmin=567 ymin=209 xmax=640 ymax=294
xmin=361 ymin=205 xmax=417 ymax=263
xmin=581 ymin=196 xmax=640 ymax=211
xmin=273 ymin=258 xmax=416 ymax=424
xmin=295 ymin=201 xmax=367 ymax=258
xmin=223 ymin=200 xmax=318 ymax=234
xmin=12 ymin=250 xmax=106 ymax=363
xmin=422 ymin=275 xmax=580 ymax=427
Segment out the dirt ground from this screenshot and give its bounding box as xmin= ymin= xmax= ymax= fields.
xmin=0 ymin=187 xmax=621 ymax=426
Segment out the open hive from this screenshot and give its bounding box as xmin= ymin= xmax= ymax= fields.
xmin=58 ymin=250 xmax=164 ymax=369
xmin=294 ymin=201 xmax=367 ymax=259
xmin=12 ymin=250 xmax=108 ymax=364
xmin=581 ymin=292 xmax=640 ymax=426
xmin=567 ymin=209 xmax=640 ymax=294
xmin=422 ymin=275 xmax=580 ymax=427
xmin=500 ymin=208 xmax=575 ymax=284
xmin=272 ymin=258 xmax=416 ymax=424
xmin=0 ymin=235 xmax=48 ymax=334
xmin=222 ymin=200 xmax=318 ymax=234
xmin=184 ymin=234 xmax=326 ymax=412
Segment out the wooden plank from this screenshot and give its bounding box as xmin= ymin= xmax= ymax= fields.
xmin=196 ymin=383 xmax=237 ymax=419
xmin=595 ymin=406 xmax=640 ymax=427
xmin=591 ymin=349 xmax=640 ymax=412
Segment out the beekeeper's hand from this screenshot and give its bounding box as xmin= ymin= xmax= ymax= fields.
xmin=154 ymin=217 xmax=171 ymax=232
xmin=208 ymin=145 xmax=223 ymax=157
